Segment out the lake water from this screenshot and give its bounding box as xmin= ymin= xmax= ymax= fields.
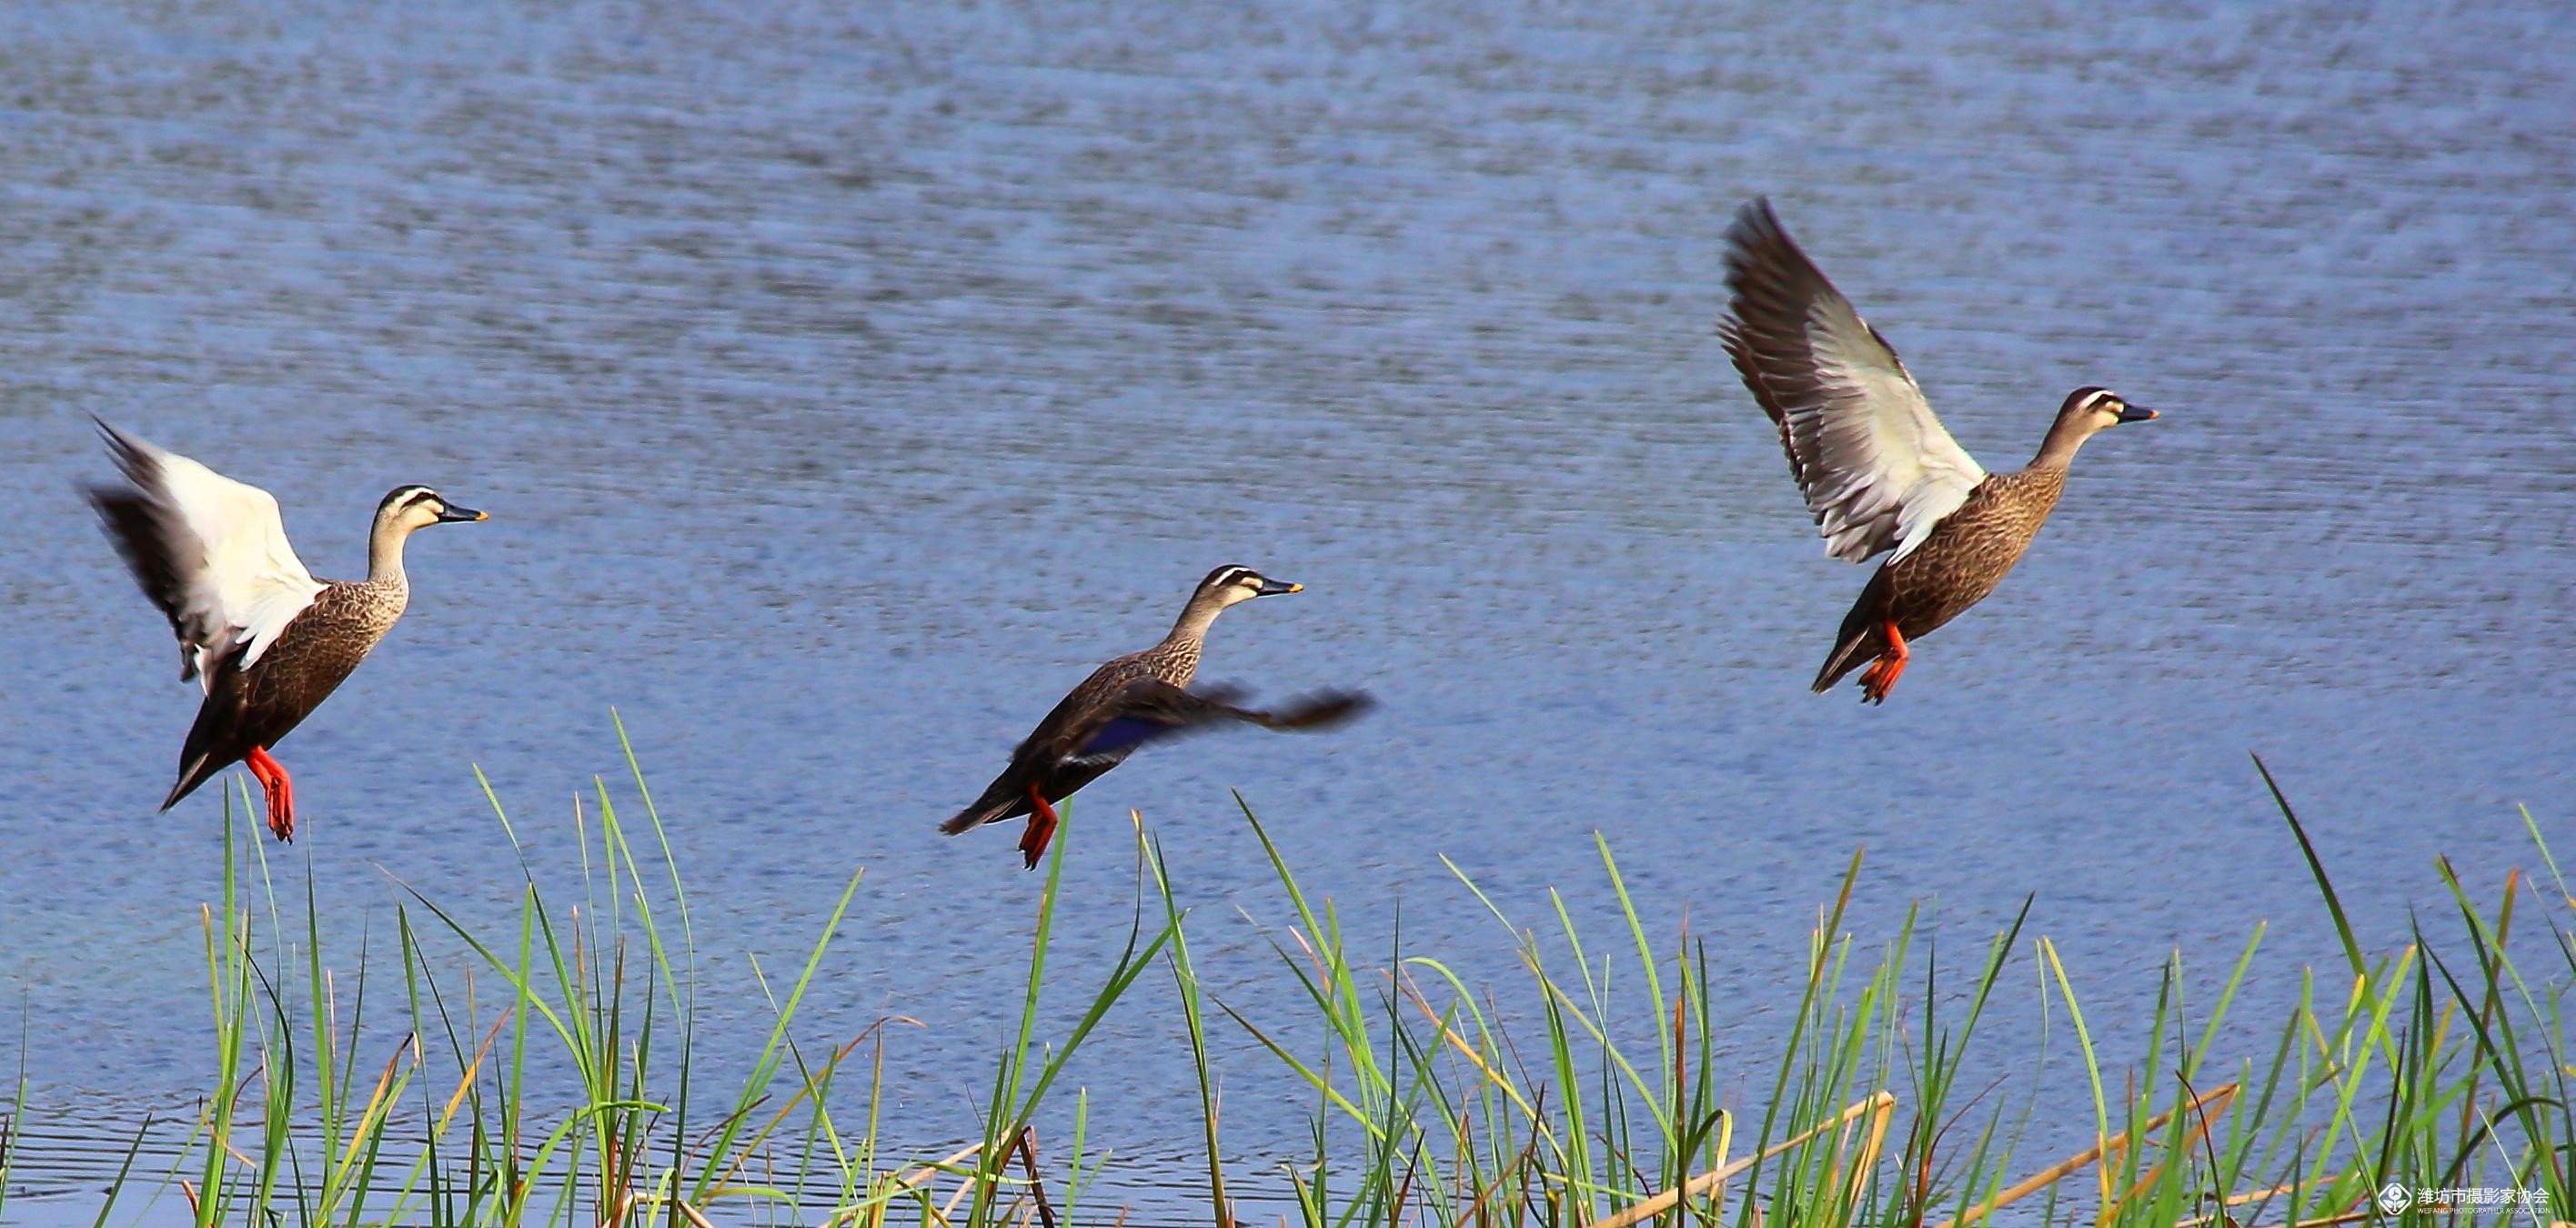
xmin=0 ymin=0 xmax=2569 ymax=1213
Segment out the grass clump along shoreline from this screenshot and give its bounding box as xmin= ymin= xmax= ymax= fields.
xmin=0 ymin=733 xmax=2566 ymax=1227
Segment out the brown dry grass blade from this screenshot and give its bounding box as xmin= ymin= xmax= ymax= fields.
xmin=1394 ymin=969 xmax=1538 ymax=1119
xmin=1932 ymin=1081 xmax=2238 ymax=1228
xmin=1011 ymin=1126 xmax=1060 ymax=1228
xmin=1841 ymin=1094 xmax=1897 ymax=1210
xmin=334 ymin=1036 xmax=417 ymax=1174
xmin=1583 ymin=1091 xmax=1896 ymax=1228
xmin=2105 ymin=1079 xmax=2239 ymax=1217
xmin=440 ymin=1016 xmax=508 ymax=1131
xmin=2171 ymin=1177 xmax=2350 ymax=1228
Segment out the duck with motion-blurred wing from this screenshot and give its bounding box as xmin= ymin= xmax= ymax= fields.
xmin=941 ymin=565 xmax=1373 ymax=869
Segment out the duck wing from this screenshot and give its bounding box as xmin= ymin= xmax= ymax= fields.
xmin=939 ymin=658 xmax=1156 ymax=834
xmin=941 ymin=659 xmax=1374 ymax=837
xmin=1069 ymin=681 xmax=1249 ymax=762
xmin=1072 ymin=679 xmax=1374 ymax=760
xmin=1718 ymin=198 xmax=1986 ymax=564
xmin=87 ymin=421 xmax=327 ymax=689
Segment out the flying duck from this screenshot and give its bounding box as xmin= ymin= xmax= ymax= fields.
xmin=87 ymin=421 xmax=486 ymax=840
xmin=941 ymin=565 xmax=1373 ymax=869
xmin=1717 ymin=199 xmax=2158 ymax=703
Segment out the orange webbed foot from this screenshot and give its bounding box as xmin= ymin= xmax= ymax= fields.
xmin=1857 ymin=620 xmax=1910 ymax=706
xmin=244 ymin=745 xmax=297 ymax=842
xmin=1018 ymin=784 xmax=1060 ymax=871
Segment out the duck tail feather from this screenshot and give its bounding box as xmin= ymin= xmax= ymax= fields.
xmin=163 ymin=751 xmax=222 ymax=811
xmin=1812 ymin=631 xmax=1879 ymax=693
xmin=1814 ymin=569 xmax=1894 ymax=693
xmin=940 ymin=779 xmax=1024 ymax=834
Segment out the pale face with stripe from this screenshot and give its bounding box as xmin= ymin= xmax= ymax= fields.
xmin=1195 ymin=564 xmax=1302 ymax=609
xmin=2064 ymin=387 xmax=2158 ymax=428
xmin=375 ymin=485 xmax=487 ymax=533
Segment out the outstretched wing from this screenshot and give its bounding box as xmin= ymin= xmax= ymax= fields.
xmin=1718 ymin=198 xmax=1987 ymax=563
xmin=1072 ymin=682 xmax=1252 ymax=762
xmin=87 ymin=420 xmax=326 ymax=688
xmin=937 ymin=677 xmax=1374 ymax=836
xmin=1070 ymin=679 xmax=1374 ymax=761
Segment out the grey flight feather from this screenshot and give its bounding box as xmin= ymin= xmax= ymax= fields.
xmin=1718 ymin=198 xmax=1987 ymax=564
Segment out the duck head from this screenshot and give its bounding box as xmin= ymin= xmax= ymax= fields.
xmin=2035 ymin=387 xmax=2157 ymax=466
xmin=377 ymin=485 xmax=488 ymax=532
xmin=1195 ymin=563 xmax=1301 ymax=609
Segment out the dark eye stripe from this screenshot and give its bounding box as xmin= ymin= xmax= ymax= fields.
xmin=1202 ymin=564 xmax=1261 ymax=591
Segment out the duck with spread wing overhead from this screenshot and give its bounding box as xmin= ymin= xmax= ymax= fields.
xmin=1718 ymin=199 xmax=2159 ymax=703
xmin=88 ymin=421 xmax=486 ymax=840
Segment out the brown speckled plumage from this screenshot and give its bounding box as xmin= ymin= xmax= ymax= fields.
xmin=1812 ymin=467 xmax=2065 ymax=691
xmin=941 ymin=565 xmax=1372 ymax=868
xmin=167 ymin=578 xmax=408 ymax=809
xmin=944 ymin=637 xmax=1205 ymax=833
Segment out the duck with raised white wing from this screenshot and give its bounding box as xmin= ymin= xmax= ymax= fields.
xmin=1718 ymin=198 xmax=2160 ymax=704
xmin=86 ymin=420 xmax=487 ymax=840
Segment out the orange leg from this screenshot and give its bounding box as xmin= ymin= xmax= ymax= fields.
xmin=244 ymin=745 xmax=297 ymax=842
xmin=1017 ymin=783 xmax=1060 ymax=871
xmin=1857 ymin=620 xmax=1910 ymax=705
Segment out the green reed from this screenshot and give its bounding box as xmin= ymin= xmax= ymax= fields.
xmin=107 ymin=714 xmax=1140 ymax=1226
xmin=8 ymin=731 xmax=2568 ymax=1227
xmin=1170 ymin=771 xmax=2571 ymax=1228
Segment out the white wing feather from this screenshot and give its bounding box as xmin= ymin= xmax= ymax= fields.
xmin=1801 ymin=328 xmax=1984 ymax=562
xmin=99 ymin=428 xmax=326 ymax=689
xmin=157 ymin=450 xmax=326 ymax=684
xmin=1721 ymin=201 xmax=1987 ymax=564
